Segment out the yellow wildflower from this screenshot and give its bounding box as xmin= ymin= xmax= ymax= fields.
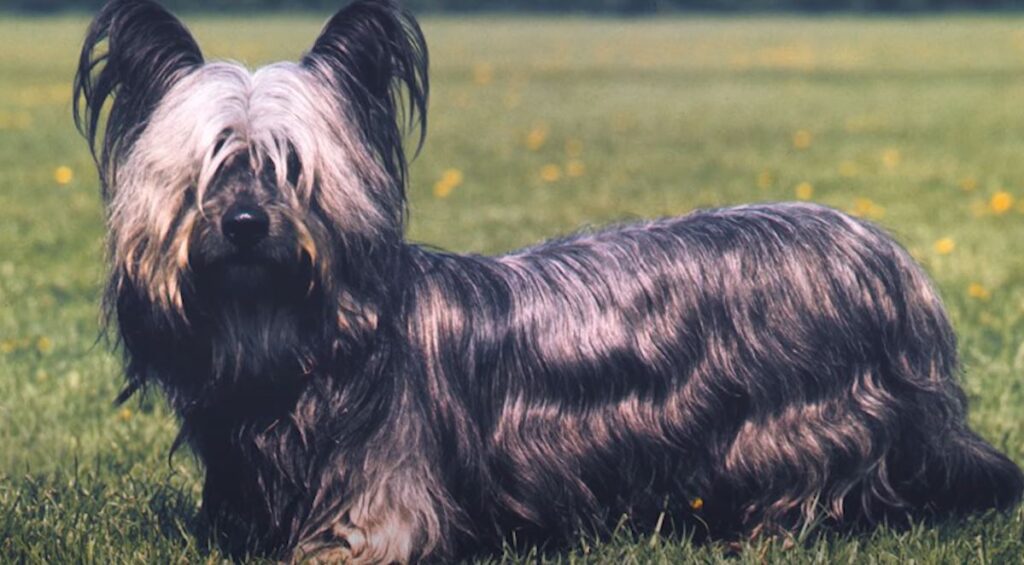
xmin=794 ymin=182 xmax=814 ymax=201
xmin=792 ymin=129 xmax=813 ymax=150
xmin=54 ymin=166 xmax=73 ymax=185
xmin=850 ymin=198 xmax=885 ymax=219
xmin=933 ymin=238 xmax=955 ymax=255
xmin=990 ymin=191 xmax=1014 ymax=215
xmin=0 ymin=112 xmax=32 ymax=130
xmin=611 ymin=114 xmax=633 ymax=133
xmin=881 ymin=149 xmax=901 ymax=170
xmin=757 ymin=169 xmax=773 ymax=190
xmin=119 ymin=408 xmax=133 ymax=422
xmin=960 ymin=177 xmax=977 ymax=192
xmin=844 ymin=116 xmax=865 ymax=132
xmin=540 ymin=164 xmax=562 ymax=183
xmin=566 ymin=160 xmax=586 ymax=178
xmin=433 ymin=168 xmax=464 ymax=199
xmin=525 ymin=123 xmax=549 ymax=151
xmin=36 ymin=336 xmax=54 ymax=355
xmin=838 ymin=161 xmax=859 ymax=178
xmin=968 ymin=283 xmax=991 ymax=301
xmin=472 ymin=62 xmax=494 ymax=86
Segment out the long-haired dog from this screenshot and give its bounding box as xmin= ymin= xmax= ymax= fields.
xmin=74 ymin=0 xmax=1023 ymax=562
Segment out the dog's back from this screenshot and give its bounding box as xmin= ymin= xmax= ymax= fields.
xmin=404 ymin=202 xmax=1023 ymax=547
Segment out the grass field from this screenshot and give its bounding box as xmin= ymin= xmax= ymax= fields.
xmin=3 ymin=12 xmax=1024 ymax=563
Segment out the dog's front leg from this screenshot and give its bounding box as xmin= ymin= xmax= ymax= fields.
xmin=304 ymin=520 xmax=410 ymax=565
xmin=298 ymin=510 xmax=419 ymax=565
xmin=297 ymin=469 xmax=445 ymax=564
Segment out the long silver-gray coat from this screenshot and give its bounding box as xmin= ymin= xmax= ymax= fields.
xmin=74 ymin=1 xmax=1023 ymax=562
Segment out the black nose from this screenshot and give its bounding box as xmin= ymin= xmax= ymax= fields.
xmin=222 ymin=204 xmax=269 ymax=248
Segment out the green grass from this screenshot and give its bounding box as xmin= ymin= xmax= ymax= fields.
xmin=3 ymin=12 xmax=1024 ymax=563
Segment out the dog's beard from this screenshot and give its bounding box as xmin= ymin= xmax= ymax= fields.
xmin=181 ymin=222 xmax=321 ymax=385
xmin=213 ymin=261 xmax=278 ymax=297
xmin=195 ymin=255 xmax=310 ymax=303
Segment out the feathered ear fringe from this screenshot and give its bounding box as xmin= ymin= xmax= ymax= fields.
xmin=302 ymin=0 xmax=429 ymax=195
xmin=73 ymin=0 xmax=204 ymax=196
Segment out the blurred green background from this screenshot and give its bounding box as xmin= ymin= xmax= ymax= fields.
xmin=3 ymin=11 xmax=1024 ymax=563
xmin=5 ymin=0 xmax=1024 ymax=13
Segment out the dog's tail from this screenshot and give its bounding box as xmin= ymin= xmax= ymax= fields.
xmin=912 ymin=428 xmax=1024 ymax=515
xmin=861 ymin=216 xmax=1024 ymax=518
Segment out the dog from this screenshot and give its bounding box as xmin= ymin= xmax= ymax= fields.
xmin=74 ymin=0 xmax=1023 ymax=562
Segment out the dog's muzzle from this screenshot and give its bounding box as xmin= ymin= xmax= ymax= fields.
xmin=222 ymin=203 xmax=270 ymax=250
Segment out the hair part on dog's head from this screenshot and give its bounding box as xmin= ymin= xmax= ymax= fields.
xmin=302 ymin=0 xmax=429 ymax=202
xmin=74 ymin=0 xmax=204 ymax=195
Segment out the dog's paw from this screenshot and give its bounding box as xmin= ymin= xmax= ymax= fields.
xmin=298 ymin=523 xmax=382 ymax=564
xmin=292 ymin=524 xmax=354 ymax=564
xmin=299 ymin=545 xmax=353 ymax=565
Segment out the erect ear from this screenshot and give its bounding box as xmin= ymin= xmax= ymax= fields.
xmin=302 ymin=0 xmax=429 ymax=191
xmin=74 ymin=0 xmax=203 ymax=194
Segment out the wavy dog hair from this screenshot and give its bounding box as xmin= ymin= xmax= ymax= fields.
xmin=75 ymin=0 xmax=1023 ymax=562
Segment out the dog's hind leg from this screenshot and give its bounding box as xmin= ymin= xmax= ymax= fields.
xmin=712 ymin=369 xmax=1022 ymax=537
xmin=712 ymin=369 xmax=902 ymax=536
xmin=707 ymin=217 xmax=1024 ymax=533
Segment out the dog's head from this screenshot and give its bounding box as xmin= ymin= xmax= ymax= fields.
xmin=74 ymin=0 xmax=427 ymax=360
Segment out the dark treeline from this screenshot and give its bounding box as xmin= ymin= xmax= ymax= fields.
xmin=1 ymin=0 xmax=1020 ymax=12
